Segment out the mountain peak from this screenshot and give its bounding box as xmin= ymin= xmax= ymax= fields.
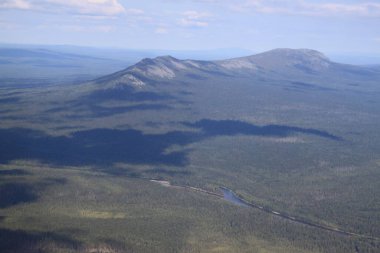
xmin=96 ymin=48 xmax=335 ymax=89
xmin=137 ymin=55 xmax=180 ymax=65
xmin=243 ymin=48 xmax=331 ymax=73
xmin=263 ymin=48 xmax=330 ymax=61
xmin=124 ymin=55 xmax=197 ymax=81
xmin=217 ymin=48 xmax=331 ymax=73
xmin=154 ymin=55 xmax=179 ymax=61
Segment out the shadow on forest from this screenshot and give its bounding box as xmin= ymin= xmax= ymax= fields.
xmin=0 ymin=109 xmax=16 ymax=114
xmin=290 ymin=81 xmax=336 ymax=92
xmin=184 ymin=119 xmax=342 ymax=141
xmin=145 ymin=167 xmax=191 ymax=176
xmin=0 ymin=169 xmax=30 ymax=176
xmin=0 ymin=228 xmax=80 ymax=253
xmin=0 ymin=175 xmax=66 ymax=208
xmin=85 ymin=86 xmax=174 ymax=102
xmin=0 ymin=97 xmax=20 ymax=104
xmin=0 ymin=128 xmax=192 ymax=167
xmin=44 ymin=86 xmax=177 ymax=118
xmin=93 ymin=166 xmax=192 ymax=179
xmin=0 ymin=119 xmax=342 ymax=168
xmin=74 ymin=104 xmax=172 ymax=118
xmin=0 ymin=183 xmax=38 ymax=208
xmin=45 ymin=103 xmax=173 ymax=119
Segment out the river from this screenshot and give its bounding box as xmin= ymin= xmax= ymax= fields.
xmin=221 ymin=187 xmax=250 ymax=207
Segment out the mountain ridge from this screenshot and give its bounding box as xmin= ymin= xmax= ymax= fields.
xmin=92 ymin=48 xmax=380 ymax=91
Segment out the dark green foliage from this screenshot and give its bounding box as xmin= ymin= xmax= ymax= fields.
xmin=0 ymin=183 xmax=37 ymax=208
xmin=1 ymin=49 xmax=380 ymax=252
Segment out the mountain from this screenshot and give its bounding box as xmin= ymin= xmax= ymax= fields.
xmin=1 ymin=48 xmax=380 ymax=253
xmin=67 ymin=47 xmax=380 ymax=122
xmin=90 ymin=48 xmax=380 ymax=93
xmin=219 ymin=48 xmax=330 ymax=72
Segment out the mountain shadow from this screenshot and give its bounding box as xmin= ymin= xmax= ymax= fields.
xmin=0 ymin=169 xmax=30 ymax=176
xmin=71 ymin=104 xmax=172 ymax=118
xmin=0 ymin=128 xmax=194 ymax=167
xmin=185 ymin=119 xmax=342 ymax=141
xmin=290 ymin=81 xmax=337 ymax=91
xmin=0 ymin=228 xmax=80 ymax=253
xmin=44 ymin=86 xmax=177 ymax=118
xmin=85 ymin=86 xmax=174 ymax=102
xmin=0 ymin=167 xmax=67 ymax=209
xmin=46 ymin=103 xmax=173 ymax=119
xmin=0 ymin=120 xmax=341 ymax=168
xmin=0 ymin=183 xmax=38 ymax=208
xmin=0 ymin=97 xmax=20 ymax=104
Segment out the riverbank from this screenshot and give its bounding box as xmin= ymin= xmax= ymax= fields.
xmin=151 ymin=180 xmax=379 ymax=242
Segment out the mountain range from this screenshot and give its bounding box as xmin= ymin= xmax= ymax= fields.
xmin=92 ymin=48 xmax=380 ymax=94
xmin=1 ymin=48 xmax=380 ymax=253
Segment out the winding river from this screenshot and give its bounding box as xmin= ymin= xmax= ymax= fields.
xmin=220 ymin=187 xmax=378 ymax=241
xmin=150 ymin=179 xmax=379 ymax=241
xmin=220 ymin=187 xmax=251 ymax=207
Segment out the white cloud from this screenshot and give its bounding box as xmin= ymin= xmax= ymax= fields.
xmin=56 ymin=24 xmax=115 ymax=32
xmin=125 ymin=8 xmax=144 ymax=15
xmin=4 ymin=0 xmax=379 ymax=18
xmin=155 ymin=27 xmax=169 ymax=34
xmin=231 ymin=0 xmax=380 ymax=17
xmin=180 ymin=19 xmax=209 ymax=27
xmin=300 ymin=1 xmax=380 ymax=17
xmin=179 ymin=10 xmax=211 ymax=28
xmin=96 ymin=25 xmax=114 ymax=32
xmin=0 ymin=0 xmax=126 ymax=16
xmin=0 ymin=0 xmax=31 ymax=9
xmin=44 ymin=0 xmax=126 ymax=15
xmin=0 ymin=20 xmax=20 ymax=29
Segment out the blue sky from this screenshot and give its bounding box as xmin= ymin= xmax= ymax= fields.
xmin=0 ymin=0 xmax=379 ymax=54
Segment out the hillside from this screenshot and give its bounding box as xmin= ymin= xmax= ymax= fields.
xmin=0 ymin=49 xmax=380 ymax=253
xmin=91 ymin=48 xmax=380 ymax=92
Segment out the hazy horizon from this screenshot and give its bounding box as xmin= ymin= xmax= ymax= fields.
xmin=1 ymin=0 xmax=380 ymax=55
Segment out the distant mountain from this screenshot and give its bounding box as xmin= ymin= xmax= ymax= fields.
xmin=219 ymin=48 xmax=330 ymax=73
xmin=0 ymin=48 xmax=104 ymax=60
xmin=0 ymin=47 xmax=131 ymax=86
xmin=91 ymin=48 xmax=380 ymax=93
